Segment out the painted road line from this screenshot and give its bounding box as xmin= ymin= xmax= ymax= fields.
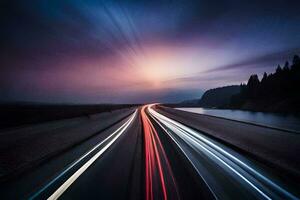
xmin=30 ymin=110 xmax=137 ymax=200
xmin=149 ymin=106 xmax=298 ymax=200
xmin=47 ymin=110 xmax=137 ymax=200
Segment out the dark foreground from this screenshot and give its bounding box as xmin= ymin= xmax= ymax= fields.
xmin=0 ymin=103 xmax=136 ymax=129
xmin=0 ymin=105 xmax=299 ymax=199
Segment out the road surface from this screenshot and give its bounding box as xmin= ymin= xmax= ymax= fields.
xmin=0 ymin=105 xmax=299 ymax=199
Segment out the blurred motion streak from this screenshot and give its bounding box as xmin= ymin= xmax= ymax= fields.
xmin=141 ymin=105 xmax=179 ymax=200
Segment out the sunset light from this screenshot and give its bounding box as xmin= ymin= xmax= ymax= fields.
xmin=1 ymin=1 xmax=300 ymax=199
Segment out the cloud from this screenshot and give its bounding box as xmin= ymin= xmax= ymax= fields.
xmin=203 ymin=48 xmax=300 ymax=73
xmin=1 ymin=0 xmax=300 ymax=103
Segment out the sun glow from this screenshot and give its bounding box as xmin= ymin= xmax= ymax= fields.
xmin=134 ymin=46 xmax=185 ymax=88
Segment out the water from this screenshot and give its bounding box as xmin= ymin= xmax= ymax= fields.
xmin=176 ymin=107 xmax=300 ymax=133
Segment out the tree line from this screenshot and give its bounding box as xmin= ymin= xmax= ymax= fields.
xmin=230 ymin=55 xmax=300 ymax=110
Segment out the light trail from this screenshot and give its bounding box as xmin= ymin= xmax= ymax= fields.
xmin=30 ymin=110 xmax=137 ymax=200
xmin=141 ymin=106 xmax=179 ymax=200
xmin=148 ymin=105 xmax=299 ymax=200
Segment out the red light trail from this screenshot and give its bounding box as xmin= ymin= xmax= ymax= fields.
xmin=141 ymin=105 xmax=179 ymax=200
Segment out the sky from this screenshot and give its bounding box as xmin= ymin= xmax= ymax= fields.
xmin=1 ymin=0 xmax=300 ymax=104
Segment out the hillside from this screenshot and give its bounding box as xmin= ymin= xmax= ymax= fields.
xmin=177 ymin=54 xmax=300 ymax=113
xmin=177 ymin=85 xmax=240 ymax=107
xmin=229 ymin=55 xmax=300 ymax=113
xmin=198 ymin=85 xmax=241 ymax=108
xmin=177 ymin=86 xmax=240 ymax=107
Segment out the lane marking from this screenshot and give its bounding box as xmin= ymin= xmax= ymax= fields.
xmin=149 ymin=106 xmax=299 ymax=200
xmin=31 ymin=110 xmax=137 ymax=199
xmin=29 ymin=110 xmax=137 ymax=200
xmin=149 ymin=108 xmax=269 ymax=199
xmin=148 ymin=109 xmax=218 ymax=200
xmin=47 ymin=110 xmax=137 ymax=200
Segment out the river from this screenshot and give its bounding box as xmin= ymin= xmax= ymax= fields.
xmin=176 ymin=107 xmax=300 ymax=133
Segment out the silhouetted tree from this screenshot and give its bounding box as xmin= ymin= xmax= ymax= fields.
xmin=291 ymin=55 xmax=300 ymax=98
xmin=276 ymin=65 xmax=282 ymax=73
xmin=247 ymin=74 xmax=260 ymax=99
xmin=229 ymin=54 xmax=300 ymax=111
xmin=261 ymin=72 xmax=268 ymax=82
xmin=284 ymin=61 xmax=290 ymax=72
xmin=293 ymin=55 xmax=300 ymax=65
xmin=259 ymin=72 xmax=269 ymax=98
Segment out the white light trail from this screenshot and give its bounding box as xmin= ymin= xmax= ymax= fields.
xmin=148 ymin=106 xmax=298 ymax=200
xmin=30 ymin=110 xmax=137 ymax=200
xmin=47 ymin=110 xmax=137 ymax=200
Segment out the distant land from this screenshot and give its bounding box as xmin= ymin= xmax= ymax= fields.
xmin=177 ymin=55 xmax=300 ymax=113
xmin=179 ymin=86 xmax=240 ymax=108
xmin=0 ymin=103 xmax=137 ymax=129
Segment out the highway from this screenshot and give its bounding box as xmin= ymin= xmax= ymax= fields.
xmin=148 ymin=105 xmax=299 ymax=200
xmin=0 ymin=105 xmax=299 ymax=199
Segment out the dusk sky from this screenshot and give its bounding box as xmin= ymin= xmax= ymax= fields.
xmin=1 ymin=0 xmax=300 ymax=103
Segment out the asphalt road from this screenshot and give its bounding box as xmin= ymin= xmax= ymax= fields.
xmin=0 ymin=105 xmax=299 ymax=200
xmin=148 ymin=105 xmax=299 ymax=200
xmin=156 ymin=106 xmax=300 ymax=182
